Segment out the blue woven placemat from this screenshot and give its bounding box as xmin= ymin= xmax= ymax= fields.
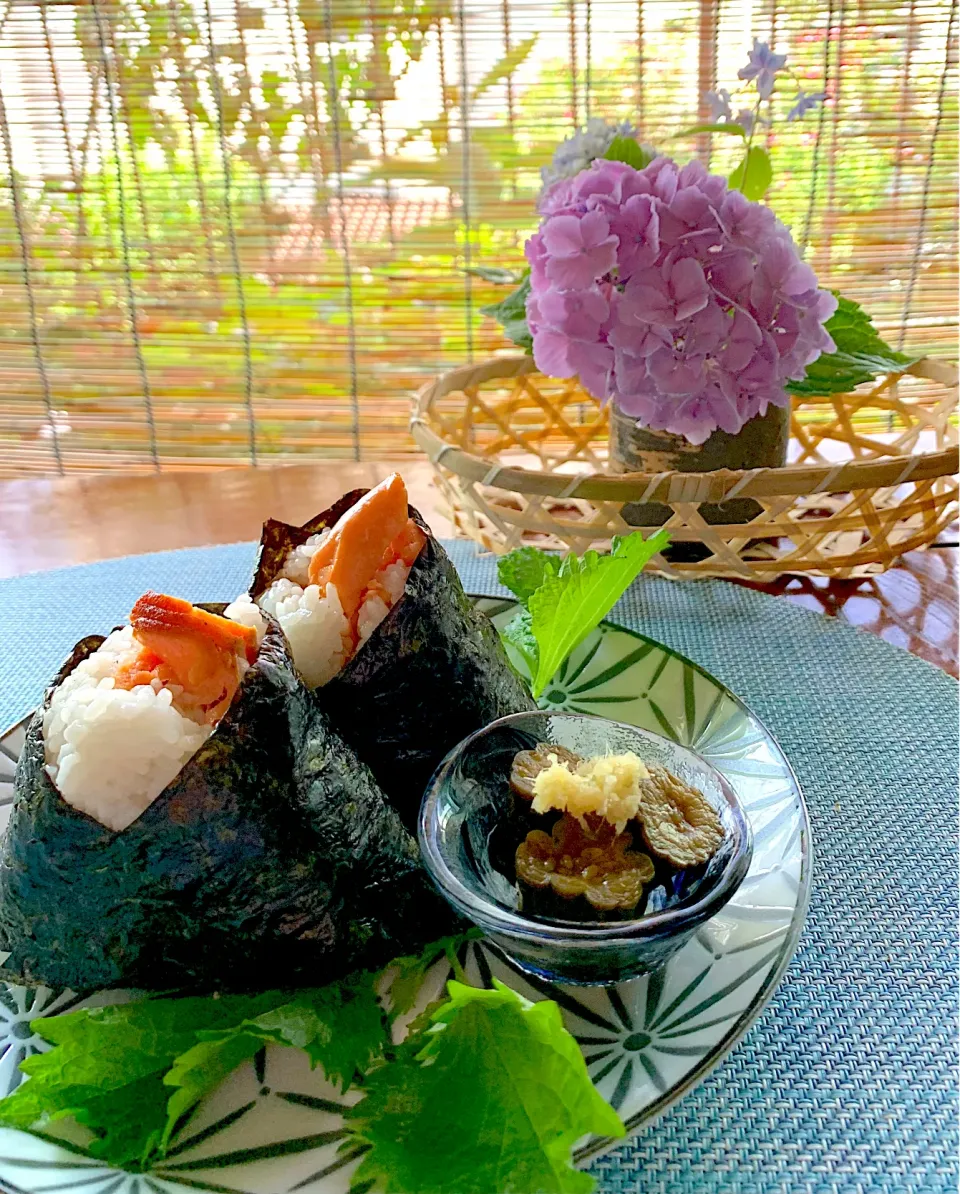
xmin=0 ymin=542 xmax=956 ymax=1194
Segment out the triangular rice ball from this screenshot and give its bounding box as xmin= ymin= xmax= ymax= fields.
xmin=0 ymin=610 xmax=456 ymax=993
xmin=252 ymin=491 xmax=536 ymax=830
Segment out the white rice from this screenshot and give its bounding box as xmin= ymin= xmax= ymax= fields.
xmin=258 ymin=580 xmax=350 ymax=689
xmin=252 ymin=552 xmax=412 ymax=689
xmin=281 ymin=532 xmax=330 ymax=586
xmin=223 ymin=593 xmax=267 ymax=645
xmin=43 ymin=626 xmax=214 ymax=832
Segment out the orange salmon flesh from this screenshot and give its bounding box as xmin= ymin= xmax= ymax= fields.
xmin=114 ymin=592 xmax=258 ymax=725
xmin=308 ymin=473 xmax=426 ymax=626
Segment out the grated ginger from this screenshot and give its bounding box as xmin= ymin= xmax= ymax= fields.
xmin=531 ymin=752 xmax=649 ymax=831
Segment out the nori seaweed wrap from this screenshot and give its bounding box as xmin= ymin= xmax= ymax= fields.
xmin=251 ymin=487 xmax=537 ymax=830
xmin=0 ymin=607 xmax=456 ymax=993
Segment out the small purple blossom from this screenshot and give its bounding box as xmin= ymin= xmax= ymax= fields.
xmin=524 ymin=154 xmax=837 ymax=443
xmin=704 ymin=89 xmax=733 ymax=121
xmin=787 ymin=90 xmax=826 ymax=121
xmin=622 ymin=256 xmax=711 ymax=327
xmin=738 ymin=39 xmax=787 ymax=100
xmin=529 ymin=285 xmax=610 ymax=340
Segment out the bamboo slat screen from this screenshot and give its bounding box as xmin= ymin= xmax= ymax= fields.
xmin=0 ymin=0 xmax=956 ymax=476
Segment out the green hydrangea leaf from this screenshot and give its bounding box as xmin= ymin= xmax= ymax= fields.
xmin=497 ymin=546 xmax=562 ymax=604
xmin=788 ymin=295 xmax=919 ymax=397
xmin=480 ymin=274 xmax=533 ymax=351
xmin=466 ymin=265 xmax=526 ymax=285
xmin=602 ymin=136 xmax=654 ymax=168
xmin=347 ymin=980 xmax=625 ymax=1194
xmin=825 ymin=294 xmax=897 ymax=354
xmin=673 ymin=121 xmax=747 ymax=139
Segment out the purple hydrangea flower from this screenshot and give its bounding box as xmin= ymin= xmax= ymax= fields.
xmin=737 ymin=39 xmax=787 ymax=100
xmin=787 ymin=90 xmax=826 ymax=121
xmin=608 ymin=194 xmax=661 ymax=277
xmin=524 ymin=154 xmax=837 ymax=443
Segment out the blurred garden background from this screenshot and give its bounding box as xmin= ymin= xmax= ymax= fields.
xmin=0 ymin=0 xmax=955 ymax=475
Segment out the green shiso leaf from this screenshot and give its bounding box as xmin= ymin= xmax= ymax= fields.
xmin=497 ymin=545 xmax=562 ymax=604
xmin=0 ymin=934 xmax=482 ymax=1172
xmin=515 ymin=531 xmax=670 ymax=698
xmin=480 ymin=273 xmax=533 ymax=352
xmin=162 ymin=1032 xmax=265 ymax=1150
xmin=384 ymin=929 xmax=482 ymax=1024
xmin=728 ymin=146 xmax=773 ymax=200
xmin=347 ymin=979 xmax=625 ymax=1194
xmin=602 ymin=136 xmax=654 ymax=169
xmin=162 ymin=974 xmax=387 ymax=1145
xmin=788 ymin=295 xmax=919 ymax=397
xmin=0 ymin=942 xmax=625 ymax=1188
xmin=74 ymin=1073 xmax=173 ymax=1170
xmin=0 ymin=979 xmax=389 ymax=1169
xmin=0 ymin=991 xmax=287 ymax=1170
xmin=501 ymin=608 xmax=539 ymax=677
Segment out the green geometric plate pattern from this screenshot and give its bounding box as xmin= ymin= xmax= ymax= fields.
xmin=0 ymin=602 xmax=811 ymax=1193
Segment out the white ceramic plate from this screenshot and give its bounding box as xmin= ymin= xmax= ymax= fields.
xmin=0 ymin=601 xmax=811 ymax=1193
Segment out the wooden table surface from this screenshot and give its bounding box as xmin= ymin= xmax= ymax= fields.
xmin=1 ymin=460 xmax=956 ymax=677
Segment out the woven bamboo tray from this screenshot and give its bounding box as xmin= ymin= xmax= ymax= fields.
xmin=410 ymin=355 xmax=959 ymax=579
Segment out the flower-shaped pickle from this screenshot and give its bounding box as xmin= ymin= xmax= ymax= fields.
xmin=516 ymin=814 xmax=655 ymax=913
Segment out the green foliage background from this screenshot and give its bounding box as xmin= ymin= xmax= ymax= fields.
xmin=0 ymin=0 xmax=954 ymax=472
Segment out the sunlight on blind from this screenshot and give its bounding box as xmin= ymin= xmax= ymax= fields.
xmin=0 ymin=0 xmax=955 ymax=475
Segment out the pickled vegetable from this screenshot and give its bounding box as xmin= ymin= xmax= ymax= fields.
xmin=515 ymin=815 xmax=655 ymax=913
xmin=637 ymin=764 xmax=724 ymax=867
xmin=508 ymin=743 xmax=725 ymax=921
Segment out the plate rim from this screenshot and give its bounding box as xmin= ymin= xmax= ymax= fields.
xmin=0 ymin=601 xmax=812 ymax=1182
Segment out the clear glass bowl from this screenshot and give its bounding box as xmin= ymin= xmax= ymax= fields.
xmin=418 ymin=711 xmax=753 ymax=986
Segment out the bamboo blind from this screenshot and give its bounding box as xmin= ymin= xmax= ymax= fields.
xmin=0 ymin=0 xmax=956 ymax=476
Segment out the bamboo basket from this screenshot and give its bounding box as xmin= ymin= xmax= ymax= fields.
xmin=410 ymin=355 xmax=959 ymax=579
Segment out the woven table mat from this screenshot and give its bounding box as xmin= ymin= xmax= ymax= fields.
xmin=0 ymin=541 xmax=957 ymax=1194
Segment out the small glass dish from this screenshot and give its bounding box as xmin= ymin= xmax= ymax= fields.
xmin=418 ymin=711 xmax=753 ymax=986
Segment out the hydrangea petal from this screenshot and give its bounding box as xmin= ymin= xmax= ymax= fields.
xmin=532 ymin=329 xmax=576 ymax=379
xmin=670 ymin=257 xmax=710 ymax=322
xmin=541 ymin=214 xmax=587 ymax=257
xmin=609 ymin=194 xmax=661 ymax=278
